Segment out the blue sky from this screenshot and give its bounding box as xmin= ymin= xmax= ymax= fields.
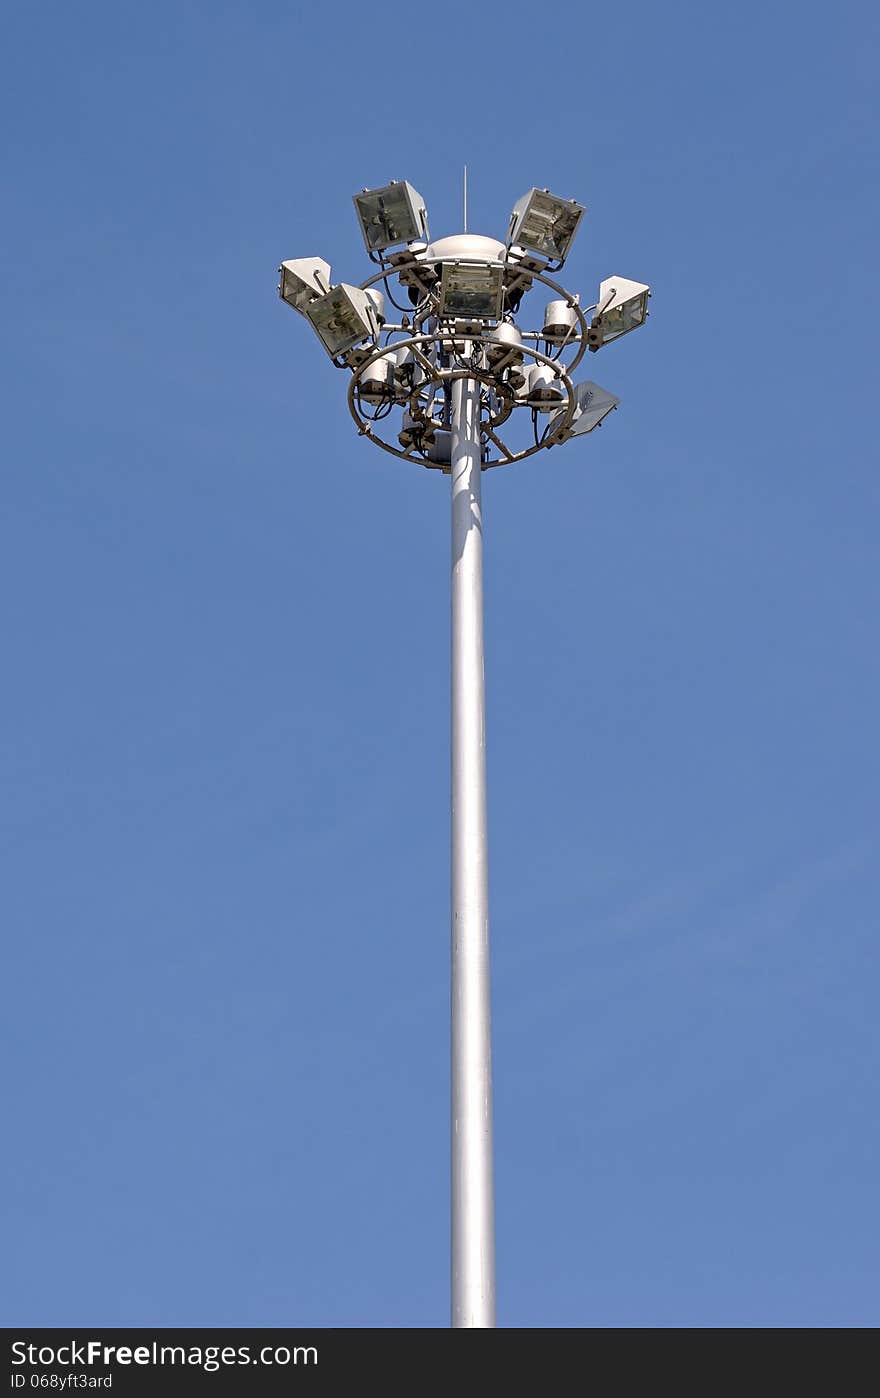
xmin=2 ymin=0 xmax=878 ymax=1326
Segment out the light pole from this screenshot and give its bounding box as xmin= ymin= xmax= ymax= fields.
xmin=450 ymin=369 xmax=494 ymax=1326
xmin=277 ymin=182 xmax=650 ymax=1328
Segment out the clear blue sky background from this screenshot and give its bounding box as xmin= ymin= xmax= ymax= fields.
xmin=2 ymin=0 xmax=878 ymax=1328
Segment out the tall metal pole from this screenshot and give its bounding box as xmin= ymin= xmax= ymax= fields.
xmin=450 ymin=371 xmax=496 ymax=1328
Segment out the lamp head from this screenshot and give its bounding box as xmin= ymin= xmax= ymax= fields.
xmin=438 ymin=261 xmax=504 ymax=320
xmin=588 ymin=277 xmax=650 ymax=350
xmin=549 ymin=380 xmax=619 ymax=439
xmin=305 ymin=283 xmax=379 ymax=358
xmin=508 ymin=189 xmax=584 ymax=264
xmin=353 ymin=181 xmax=429 ymax=254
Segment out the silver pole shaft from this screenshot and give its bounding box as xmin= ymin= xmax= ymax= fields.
xmin=450 ymin=373 xmax=496 ymax=1328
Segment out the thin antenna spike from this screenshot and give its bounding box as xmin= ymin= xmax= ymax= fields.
xmin=463 ymin=165 xmax=468 ymax=233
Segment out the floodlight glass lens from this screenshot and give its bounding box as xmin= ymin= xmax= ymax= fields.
xmin=279 ymin=259 xmax=331 ymax=312
xmin=281 ymin=268 xmax=313 ymax=312
xmin=307 ymin=289 xmax=370 ymax=355
xmin=520 ymin=193 xmax=580 ymax=259
xmin=439 ymin=263 xmax=503 ymax=319
xmin=600 ymin=292 xmax=647 ymax=342
xmin=355 ymin=185 xmax=419 ymax=252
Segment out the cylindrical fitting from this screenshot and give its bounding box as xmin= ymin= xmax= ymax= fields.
xmin=394 ymin=346 xmax=427 ymax=395
xmin=527 ymin=362 xmax=565 ymax=411
xmin=486 ymin=321 xmax=523 ymax=367
xmin=364 ymin=287 xmax=386 ymax=326
xmin=398 ymin=409 xmax=436 ymax=450
xmin=425 ymin=428 xmax=452 ymax=466
xmin=542 ymin=299 xmax=577 ymax=345
xmin=506 ymin=361 xmax=527 ymax=391
xmin=357 ymin=353 xmax=395 ymax=404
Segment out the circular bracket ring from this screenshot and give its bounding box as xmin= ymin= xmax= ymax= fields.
xmin=346 ymin=330 xmax=578 ymax=469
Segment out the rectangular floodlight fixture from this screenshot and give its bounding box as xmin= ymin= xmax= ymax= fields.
xmin=589 ymin=276 xmax=650 ymax=350
xmin=305 ymin=283 xmax=378 ymax=358
xmin=353 ymin=181 xmax=429 ymax=254
xmin=549 ymin=380 xmax=620 ymax=439
xmin=278 ymin=257 xmax=332 ymax=312
xmin=508 ymin=189 xmax=585 ymax=263
xmin=438 ymin=261 xmax=503 ymax=320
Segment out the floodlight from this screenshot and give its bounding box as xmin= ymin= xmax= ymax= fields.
xmin=438 ymin=261 xmax=503 ymax=320
xmin=549 ymin=380 xmax=619 ymax=439
xmin=353 ymin=181 xmax=429 ymax=254
xmin=305 ymin=283 xmax=378 ymax=358
xmin=588 ymin=277 xmax=649 ymax=350
xmin=278 ymin=257 xmax=332 ymax=312
xmin=508 ymin=188 xmax=584 ymax=263
xmin=526 ymin=363 xmax=565 ymax=411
